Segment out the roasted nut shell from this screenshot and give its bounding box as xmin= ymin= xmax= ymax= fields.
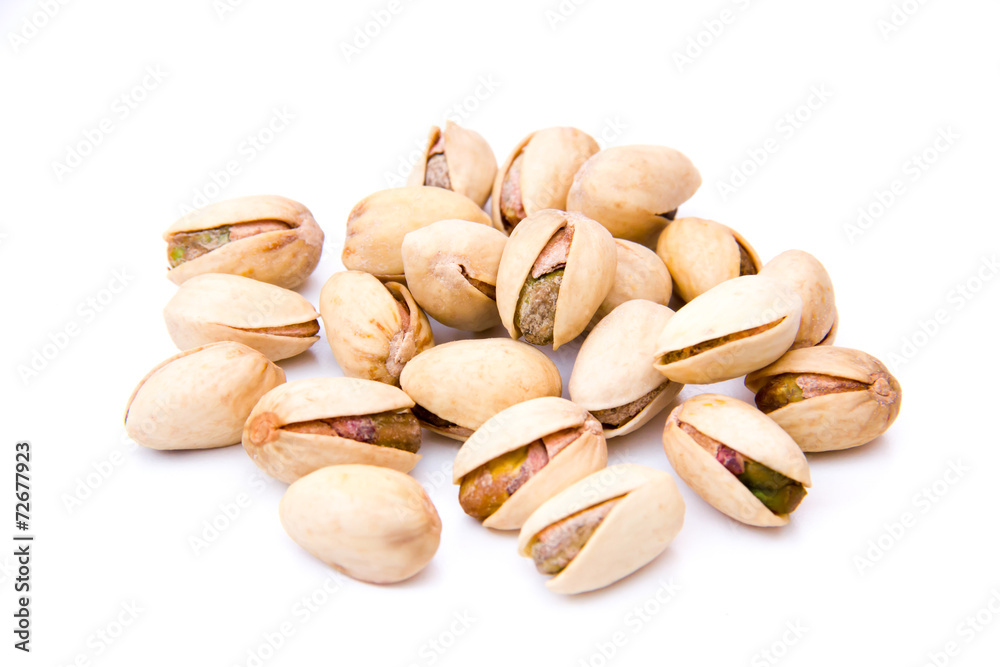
xmin=407 ymin=122 xmax=497 ymax=207
xmin=655 ymin=217 xmax=760 ymax=303
xmin=759 ymin=250 xmax=838 ymax=349
xmin=588 ymin=239 xmax=673 ymax=330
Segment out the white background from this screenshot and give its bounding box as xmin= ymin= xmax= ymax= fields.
xmin=3 ymin=1 xmax=999 ymax=665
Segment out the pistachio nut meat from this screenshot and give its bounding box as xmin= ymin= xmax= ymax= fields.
xmin=566 ymin=145 xmax=701 ymax=245
xmin=745 ymin=346 xmax=901 ymax=452
xmin=406 ymin=122 xmax=497 ymax=207
xmin=319 ymin=271 xmax=433 ymax=386
xmin=163 ymin=273 xmax=319 ymax=361
xmin=518 ymin=464 xmax=685 ymax=594
xmin=342 ymin=186 xmax=492 ymax=280
xmin=491 ymin=127 xmax=599 ymax=233
xmin=655 ymin=217 xmax=761 ymax=303
xmin=452 ymin=397 xmax=607 ymax=530
xmin=662 ymin=394 xmax=811 ymax=526
xmin=654 ymin=275 xmax=802 ymax=384
xmin=164 ymin=195 xmax=323 ymax=289
xmin=401 ymin=219 xmax=507 ymax=331
xmin=399 ymin=338 xmax=562 ymax=441
xmin=243 ymin=378 xmax=422 ymax=483
xmin=496 ymin=209 xmax=617 ymax=349
xmin=587 ymin=238 xmax=673 ymax=330
xmin=570 ymin=300 xmax=683 ymax=438
xmin=759 ymin=250 xmax=838 ymax=349
xmin=279 ymin=464 xmax=441 ymax=584
xmin=124 ymin=342 xmax=285 ymax=450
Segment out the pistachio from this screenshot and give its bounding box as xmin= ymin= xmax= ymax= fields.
xmin=124 ymin=342 xmax=285 ymax=450
xmin=452 ymin=397 xmax=607 ymax=530
xmin=655 ymin=217 xmax=761 ymax=303
xmin=745 ymin=346 xmax=902 ymax=451
xmin=406 ymin=122 xmax=497 ymax=207
xmin=164 ymin=195 xmax=323 ymax=289
xmin=491 ymin=127 xmax=599 ymax=233
xmin=587 ymin=239 xmax=673 ymax=330
xmin=279 ymin=465 xmax=441 ymax=584
xmin=518 ymin=464 xmax=685 ymax=594
xmin=759 ymin=250 xmax=838 ymax=349
xmin=399 ymin=339 xmax=562 ymax=441
xmin=662 ymin=394 xmax=811 ymax=526
xmin=566 ymin=145 xmax=701 ymax=245
xmin=496 ymin=210 xmax=617 ymax=349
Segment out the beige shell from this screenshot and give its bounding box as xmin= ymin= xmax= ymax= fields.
xmin=452 ymin=397 xmax=608 ymax=530
xmin=655 ymin=217 xmax=761 ymax=303
xmin=570 ymin=300 xmax=683 ymax=438
xmin=399 ymin=339 xmax=563 ymax=440
xmin=759 ymin=250 xmax=838 ymax=349
xmin=124 ymin=342 xmax=285 ymax=450
xmin=566 ymin=145 xmax=702 ymax=245
xmin=662 ymin=394 xmax=811 ymax=527
xmin=242 ymin=378 xmax=420 ymax=483
xmin=406 ymin=122 xmax=497 ymax=207
xmin=518 ymin=464 xmax=685 ymax=594
xmin=588 ymin=239 xmax=673 ymax=330
xmin=319 ymin=271 xmax=433 ymax=386
xmin=745 ymin=347 xmax=902 ymax=452
xmin=496 ymin=210 xmax=617 ymax=349
xmin=164 ymin=195 xmax=323 ymax=289
xmin=401 ymin=219 xmax=507 ymax=331
xmin=490 ymin=127 xmax=599 ymax=232
xmin=163 ymin=273 xmax=319 ymax=361
xmin=654 ymin=275 xmax=802 ymax=384
xmin=342 ymin=186 xmax=492 ymax=280
xmin=279 ymin=465 xmax=441 ymax=584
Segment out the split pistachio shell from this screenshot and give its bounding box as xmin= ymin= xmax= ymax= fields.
xmin=164 ymin=195 xmax=323 ymax=289
xmin=655 ymin=217 xmax=761 ymax=303
xmin=654 ymin=275 xmax=802 ymax=384
xmin=491 ymin=127 xmax=599 ymax=233
xmin=518 ymin=464 xmax=685 ymax=594
xmin=745 ymin=347 xmax=901 ymax=452
xmin=570 ymin=300 xmax=683 ymax=438
xmin=588 ymin=239 xmax=673 ymax=330
xmin=124 ymin=342 xmax=285 ymax=450
xmin=496 ymin=210 xmax=617 ymax=349
xmin=662 ymin=394 xmax=811 ymax=527
xmin=319 ymin=271 xmax=433 ymax=386
xmin=279 ymin=465 xmax=441 ymax=584
xmin=567 ymin=145 xmax=701 ymax=245
xmin=243 ymin=378 xmax=421 ymax=483
xmin=759 ymin=250 xmax=838 ymax=349
xmin=399 ymin=339 xmax=562 ymax=440
xmin=401 ymin=219 xmax=507 ymax=331
xmin=342 ymin=186 xmax=492 ymax=280
xmin=406 ymin=122 xmax=497 ymax=207
xmin=163 ymin=273 xmax=319 ymax=361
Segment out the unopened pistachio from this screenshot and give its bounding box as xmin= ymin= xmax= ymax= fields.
xmin=407 ymin=122 xmax=497 ymax=206
xmin=587 ymin=239 xmax=673 ymax=330
xmin=759 ymin=250 xmax=838 ymax=349
xmin=656 ymin=217 xmax=760 ymax=303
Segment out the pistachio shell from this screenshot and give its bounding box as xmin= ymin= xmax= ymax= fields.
xmin=406 ymin=122 xmax=497 ymax=206
xmin=164 ymin=195 xmax=323 ymax=289
xmin=655 ymin=217 xmax=761 ymax=303
xmin=342 ymin=186 xmax=492 ymax=280
xmin=588 ymin=239 xmax=673 ymax=330
xmin=518 ymin=464 xmax=685 ymax=594
xmin=759 ymin=250 xmax=838 ymax=349
xmin=124 ymin=342 xmax=285 ymax=450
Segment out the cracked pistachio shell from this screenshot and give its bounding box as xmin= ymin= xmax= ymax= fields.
xmin=759 ymin=250 xmax=838 ymax=349
xmin=124 ymin=342 xmax=285 ymax=450
xmin=319 ymin=271 xmax=433 ymax=386
xmin=655 ymin=217 xmax=761 ymax=303
xmin=490 ymin=127 xmax=599 ymax=233
xmin=280 ymin=465 xmax=441 ymax=584
xmin=406 ymin=122 xmax=497 ymax=207
xmin=401 ymin=219 xmax=506 ymax=331
xmin=567 ymin=145 xmax=702 ymax=245
xmin=570 ymin=300 xmax=684 ymax=438
xmin=662 ymin=394 xmax=811 ymax=527
xmin=164 ymin=195 xmax=323 ymax=289
xmin=518 ymin=464 xmax=685 ymax=594
xmin=745 ymin=347 xmax=901 ymax=452
xmin=342 ymin=186 xmax=491 ymax=280
xmin=243 ymin=378 xmax=420 ymax=483
xmin=654 ymin=275 xmax=802 ymax=384
xmin=496 ymin=210 xmax=617 ymax=349
xmin=163 ymin=273 xmax=319 ymax=361
xmin=588 ymin=239 xmax=673 ymax=330
xmin=452 ymin=397 xmax=608 ymax=530
xmin=399 ymin=339 xmax=562 ymax=440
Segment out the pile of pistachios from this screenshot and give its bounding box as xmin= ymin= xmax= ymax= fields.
xmin=125 ymin=122 xmax=901 ymax=594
